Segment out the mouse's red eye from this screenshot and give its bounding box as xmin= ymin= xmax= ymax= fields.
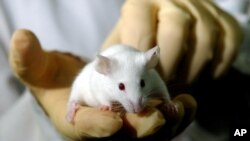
xmin=119 ymin=83 xmax=125 ymax=91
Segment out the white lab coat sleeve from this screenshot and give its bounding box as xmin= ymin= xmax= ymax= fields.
xmin=0 ymin=0 xmax=23 ymax=118
xmin=0 ymin=91 xmax=67 ymax=141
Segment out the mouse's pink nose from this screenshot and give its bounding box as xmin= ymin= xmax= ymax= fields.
xmin=131 ymin=102 xmax=144 ymax=113
xmin=134 ymin=106 xmax=143 ymax=113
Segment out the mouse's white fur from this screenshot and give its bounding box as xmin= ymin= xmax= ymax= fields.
xmin=66 ymin=44 xmax=171 ymax=122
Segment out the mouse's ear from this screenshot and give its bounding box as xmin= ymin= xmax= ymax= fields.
xmin=95 ymin=55 xmax=112 ymax=75
xmin=145 ymin=46 xmax=160 ymax=69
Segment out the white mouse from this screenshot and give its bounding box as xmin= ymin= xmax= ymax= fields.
xmin=66 ymin=44 xmax=175 ymax=123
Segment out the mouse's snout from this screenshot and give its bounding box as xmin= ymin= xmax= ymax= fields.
xmin=129 ymin=99 xmax=144 ymax=113
xmin=134 ymin=105 xmax=143 ymax=113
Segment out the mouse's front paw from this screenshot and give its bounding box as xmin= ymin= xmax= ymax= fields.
xmin=99 ymin=105 xmax=112 ymax=111
xmin=66 ymin=100 xmax=80 ymax=124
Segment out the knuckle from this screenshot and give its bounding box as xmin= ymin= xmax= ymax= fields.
xmin=159 ymin=7 xmax=192 ymax=24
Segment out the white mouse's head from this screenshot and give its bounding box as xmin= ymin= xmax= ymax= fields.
xmin=94 ymin=45 xmax=160 ymax=113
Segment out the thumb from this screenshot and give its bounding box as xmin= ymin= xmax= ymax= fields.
xmin=9 ymin=29 xmax=85 ymax=88
xmin=10 ymin=29 xmax=48 ymax=86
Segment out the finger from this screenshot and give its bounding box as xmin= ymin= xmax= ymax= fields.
xmin=155 ymin=0 xmax=191 ymax=81
xmin=119 ymin=0 xmax=157 ymax=51
xmin=141 ymin=100 xmax=185 ymax=140
xmin=10 ymin=29 xmax=47 ymax=85
xmin=103 ymin=0 xmax=157 ymax=51
xmin=9 ymin=29 xmax=85 ymax=88
xmin=201 ymin=0 xmax=243 ymax=79
xmin=172 ymin=94 xmax=197 ymax=136
xmin=173 ymin=0 xmax=219 ymax=83
xmin=124 ymin=108 xmax=166 ymax=138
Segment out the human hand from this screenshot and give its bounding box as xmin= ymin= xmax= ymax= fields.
xmin=9 ymin=29 xmax=197 ymax=140
xmin=103 ymin=0 xmax=243 ymax=84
